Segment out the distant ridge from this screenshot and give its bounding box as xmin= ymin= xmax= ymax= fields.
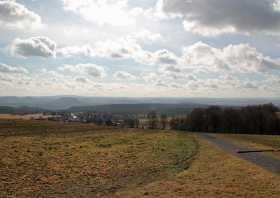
xmin=66 ymin=103 xmax=206 ymax=115
xmin=0 ymin=96 xmax=279 ymax=111
xmin=0 ymin=106 xmax=47 ymax=114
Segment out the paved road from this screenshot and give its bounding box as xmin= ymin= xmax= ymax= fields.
xmin=199 ymin=133 xmax=280 ymax=175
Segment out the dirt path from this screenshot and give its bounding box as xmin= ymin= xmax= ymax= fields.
xmin=199 ymin=133 xmax=280 ymax=175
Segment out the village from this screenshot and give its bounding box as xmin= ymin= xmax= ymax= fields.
xmin=19 ymin=111 xmax=173 ymax=130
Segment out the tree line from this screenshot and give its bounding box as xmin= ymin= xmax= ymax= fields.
xmin=170 ymin=104 xmax=280 ymax=134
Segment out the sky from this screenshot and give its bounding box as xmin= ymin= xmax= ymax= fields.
xmin=0 ymin=0 xmax=280 ymax=97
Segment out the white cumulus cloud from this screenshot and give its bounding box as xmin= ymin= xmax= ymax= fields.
xmin=56 ymin=45 xmax=95 ymax=58
xmin=182 ymin=42 xmax=280 ymax=73
xmin=0 ymin=0 xmax=42 ymax=30
xmin=59 ymin=63 xmax=106 ymax=79
xmin=10 ymin=36 xmax=57 ymax=58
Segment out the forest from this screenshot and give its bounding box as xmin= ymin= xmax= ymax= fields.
xmin=170 ymin=104 xmax=280 ymax=134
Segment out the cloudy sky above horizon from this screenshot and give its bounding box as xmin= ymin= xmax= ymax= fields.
xmin=0 ymin=0 xmax=280 ymax=97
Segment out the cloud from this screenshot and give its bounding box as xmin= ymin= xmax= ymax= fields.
xmin=90 ymin=39 xmax=179 ymax=66
xmin=155 ymin=80 xmax=169 ymax=87
xmin=56 ymin=45 xmax=95 ymax=58
xmin=162 ymin=0 xmax=280 ymax=36
xmin=129 ymin=30 xmax=163 ymax=42
xmin=75 ymin=77 xmax=89 ymax=83
xmin=158 ymin=65 xmax=186 ymax=80
xmin=59 ymin=63 xmax=106 ymax=79
xmin=62 ymin=0 xmax=134 ymax=26
xmin=0 ymin=0 xmax=42 ymax=29
xmin=243 ymin=82 xmax=259 ymax=89
xmin=94 ymin=38 xmax=142 ymax=59
xmin=183 ymin=42 xmax=228 ymax=71
xmin=153 ymin=49 xmax=178 ymax=65
xmin=0 ymin=63 xmax=28 ymax=74
xmin=8 ymin=36 xmax=148 ymax=61
xmin=58 ymin=34 xmax=165 ymax=63
xmin=131 ymin=0 xmax=178 ymax=21
xmin=0 ymin=74 xmax=12 ymax=83
xmin=182 ymin=42 xmax=280 ymax=73
xmin=56 ymin=30 xmax=163 ymax=59
xmin=161 ymin=65 xmax=181 ymax=73
xmin=0 ymin=63 xmax=30 ymax=86
xmin=138 ymin=41 xmax=280 ymax=95
xmin=10 ymin=36 xmax=57 ymax=58
xmin=84 ymin=64 xmax=106 ymax=78
xmin=143 ymin=72 xmax=158 ymax=83
xmin=61 ymin=0 xmax=176 ymax=27
xmin=113 ymin=71 xmax=136 ymax=80
xmin=7 ymin=31 xmax=164 ymax=62
xmin=135 ymin=48 xmax=179 ymax=66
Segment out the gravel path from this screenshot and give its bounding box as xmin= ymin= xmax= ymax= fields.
xmin=199 ymin=133 xmax=280 ymax=175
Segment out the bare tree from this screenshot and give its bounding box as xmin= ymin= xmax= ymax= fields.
xmin=147 ymin=111 xmax=158 ymax=129
xmin=160 ymin=114 xmax=168 ymax=129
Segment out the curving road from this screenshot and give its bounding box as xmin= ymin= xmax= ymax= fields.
xmin=199 ymin=133 xmax=280 ymax=175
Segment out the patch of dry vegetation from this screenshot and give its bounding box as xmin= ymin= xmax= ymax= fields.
xmin=0 ymin=120 xmax=197 ymax=197
xmin=117 ymin=137 xmax=280 ymax=198
xmin=0 ymin=114 xmax=23 ymax=120
xmin=0 ymin=120 xmax=107 ymax=136
xmin=0 ymin=114 xmax=50 ymax=120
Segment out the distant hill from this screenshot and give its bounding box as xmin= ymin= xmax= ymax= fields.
xmin=0 ymin=106 xmax=14 ymax=114
xmin=0 ymin=96 xmax=87 ymax=110
xmin=66 ymin=103 xmax=207 ymax=115
xmin=0 ymin=106 xmax=48 ymax=114
xmin=0 ymin=96 xmax=279 ymax=111
xmin=43 ymin=97 xmax=87 ymax=110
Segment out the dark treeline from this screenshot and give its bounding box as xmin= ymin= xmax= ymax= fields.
xmin=170 ymin=104 xmax=280 ymax=134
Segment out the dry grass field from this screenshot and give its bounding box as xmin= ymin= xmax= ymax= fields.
xmin=1 ymin=120 xmax=280 ymax=197
xmin=0 ymin=119 xmax=107 ymax=136
xmin=118 ymin=137 xmax=280 ymax=198
xmin=0 ymin=120 xmax=197 ymax=197
xmin=0 ymin=114 xmax=51 ymax=120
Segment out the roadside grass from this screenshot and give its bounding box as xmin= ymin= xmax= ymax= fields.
xmin=0 ymin=120 xmax=197 ymax=197
xmin=117 ymin=136 xmax=280 ymax=198
xmin=218 ymin=134 xmax=280 ymax=159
